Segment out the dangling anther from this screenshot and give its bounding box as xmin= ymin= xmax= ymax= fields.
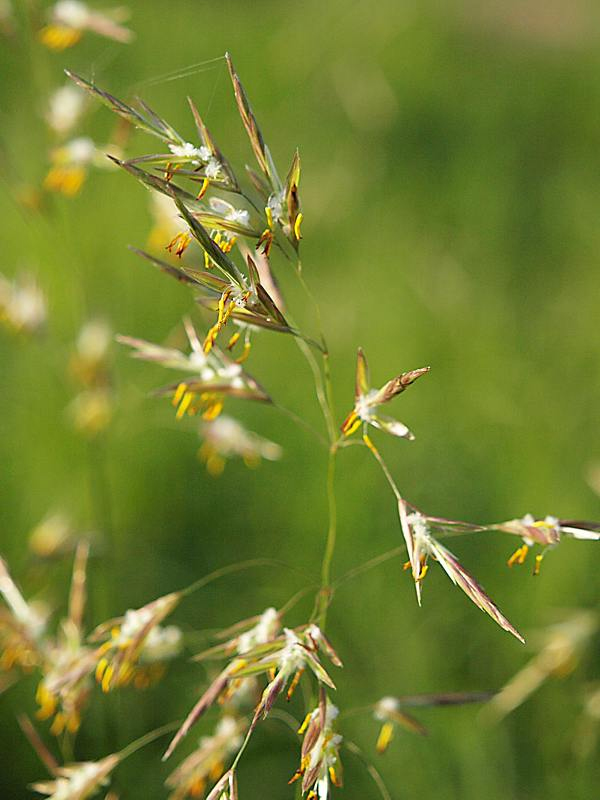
xmin=196 ymin=177 xmax=210 ymax=199
xmin=507 ymin=544 xmax=529 ymax=568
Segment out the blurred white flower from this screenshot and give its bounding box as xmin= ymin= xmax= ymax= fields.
xmin=31 ymin=755 xmax=119 ymax=800
xmin=0 ymin=272 xmax=46 ymax=335
xmin=46 ymin=85 xmax=86 ymax=136
xmin=199 ymin=416 xmax=282 ymax=476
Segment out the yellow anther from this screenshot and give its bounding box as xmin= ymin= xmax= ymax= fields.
xmin=202 ymin=399 xmax=223 ymax=421
xmin=230 ymin=658 xmax=248 ymax=675
xmin=95 ymin=657 xmax=109 ymax=682
xmin=66 ymin=710 xmax=81 ymax=734
xmin=35 ymin=685 xmax=57 ymax=719
xmin=189 ymin=778 xmax=206 ymax=797
xmin=39 ymin=25 xmax=82 ymax=50
xmin=507 ymin=544 xmax=529 ymax=568
xmin=533 ymin=553 xmax=544 ymax=576
xmin=258 ymin=228 xmax=273 ymax=256
xmin=286 ymin=667 xmax=304 ymax=701
xmin=118 ymin=661 xmax=134 ymax=685
xmin=166 ymin=231 xmax=192 ymax=258
xmin=403 ymin=560 xmax=412 ymax=571
xmin=101 ymin=664 xmax=114 ymax=693
xmin=227 ymin=331 xmax=241 ymax=350
xmin=172 ymin=382 xmax=187 ymax=408
xmin=209 ymin=761 xmax=224 ymax=781
xmin=196 ymin=177 xmax=210 ymax=199
xmin=417 ymin=563 xmax=429 ymax=581
xmin=376 ymin=721 xmax=395 ymax=754
xmin=294 ymin=212 xmax=304 ymax=240
xmin=217 ymin=289 xmax=232 ymax=323
xmin=265 ymin=205 xmax=274 ymax=229
xmin=203 ymin=325 xmax=218 ymax=353
xmin=235 ymin=341 xmax=252 ymax=364
xmin=341 ymin=410 xmax=360 ymax=436
xmin=50 ymin=712 xmax=66 ymax=736
xmin=329 ymin=765 xmax=341 ymax=787
xmin=298 ymin=711 xmax=312 ymax=735
xmin=44 ymin=166 xmax=86 ymax=196
xmin=176 ymin=391 xmax=194 ymax=419
xmin=204 ymin=250 xmax=211 ymax=269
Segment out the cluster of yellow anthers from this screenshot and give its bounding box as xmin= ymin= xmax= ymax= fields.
xmin=1 ymin=547 xmax=100 ymax=738
xmin=290 ymin=693 xmax=343 ymax=800
xmin=93 ymin=593 xmax=182 ymax=693
xmin=166 ymin=221 xmax=237 ymax=260
xmin=0 ymin=612 xmax=41 ymax=673
xmin=0 ymin=559 xmax=46 ymax=674
xmin=172 ymin=381 xmax=224 ymax=422
xmin=163 ymin=621 xmax=341 ymax=761
xmin=43 ymin=137 xmax=125 ymax=198
xmin=258 ymin=200 xmax=303 ymax=257
xmin=43 ymin=137 xmax=93 ymax=196
xmin=202 ymin=287 xmax=251 ymax=356
xmin=118 ymin=320 xmax=270 ymax=427
xmin=36 ymin=677 xmax=86 ymax=736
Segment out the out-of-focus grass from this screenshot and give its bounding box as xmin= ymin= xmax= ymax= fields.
xmin=1 ymin=1 xmax=600 ymax=798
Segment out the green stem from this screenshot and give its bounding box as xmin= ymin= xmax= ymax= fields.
xmin=315 ymin=443 xmax=338 ymax=627
xmin=288 ymin=260 xmax=341 ymax=629
xmin=179 ymin=558 xmax=301 ymax=599
xmin=333 ymin=545 xmax=407 ymax=589
xmin=117 ymin=720 xmax=181 ymax=761
xmin=294 ymin=335 xmax=336 ymax=444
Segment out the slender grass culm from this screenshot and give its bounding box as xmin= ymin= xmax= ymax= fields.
xmin=1 ymin=7 xmax=600 ymax=800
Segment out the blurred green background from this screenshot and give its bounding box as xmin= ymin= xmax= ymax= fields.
xmin=1 ymin=0 xmax=600 ymax=797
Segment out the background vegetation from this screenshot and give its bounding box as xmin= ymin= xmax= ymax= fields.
xmin=1 ymin=1 xmax=600 ymax=797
